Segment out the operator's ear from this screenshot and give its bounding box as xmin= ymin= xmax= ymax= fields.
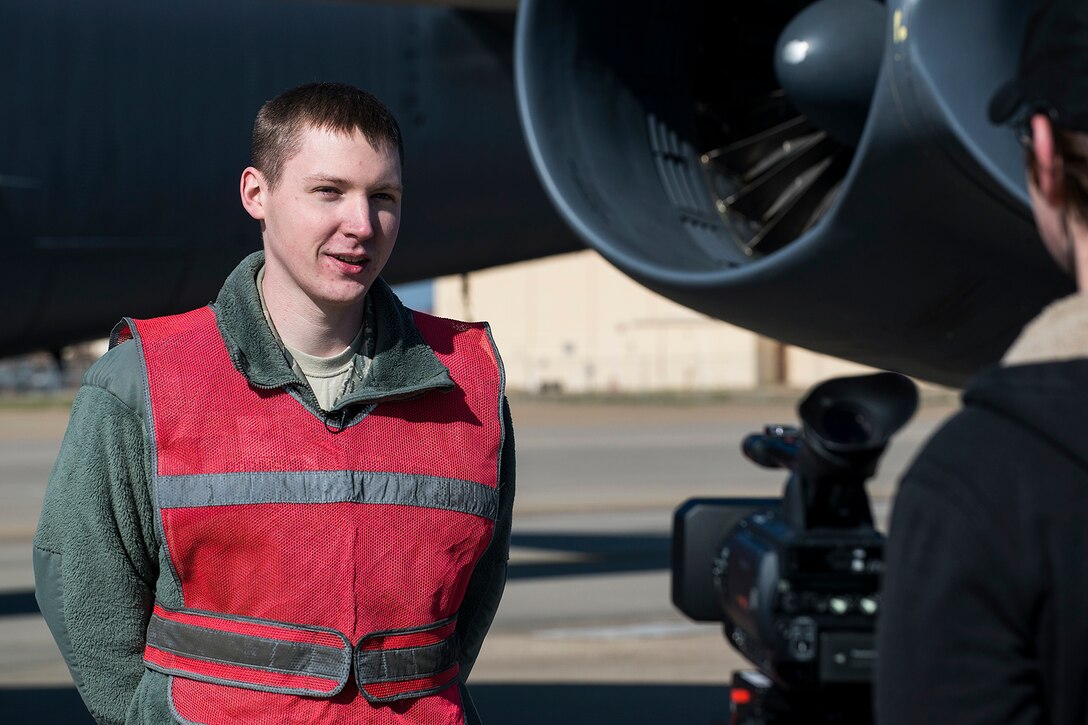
xmin=1031 ymin=113 xmax=1063 ymax=206
xmin=240 ymin=166 xmax=268 ymax=221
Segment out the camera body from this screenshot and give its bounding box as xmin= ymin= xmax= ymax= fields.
xmin=673 ymin=498 xmax=883 ymax=688
xmin=670 ymin=373 xmax=918 ymax=717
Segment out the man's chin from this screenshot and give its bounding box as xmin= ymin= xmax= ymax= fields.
xmin=316 ymin=285 xmax=371 ymax=310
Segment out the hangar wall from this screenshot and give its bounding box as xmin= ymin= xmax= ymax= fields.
xmin=434 ymin=251 xmax=873 ymax=394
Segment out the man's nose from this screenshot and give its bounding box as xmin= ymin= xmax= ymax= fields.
xmin=342 ymin=198 xmax=374 ymax=238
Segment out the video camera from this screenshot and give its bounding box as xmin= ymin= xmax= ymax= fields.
xmin=671 ymin=372 xmax=918 ymax=724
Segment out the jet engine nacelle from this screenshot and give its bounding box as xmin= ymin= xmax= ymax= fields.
xmin=516 ymin=0 xmax=1072 ymax=385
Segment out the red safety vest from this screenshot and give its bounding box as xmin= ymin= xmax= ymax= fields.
xmin=120 ymin=305 xmax=504 ymax=724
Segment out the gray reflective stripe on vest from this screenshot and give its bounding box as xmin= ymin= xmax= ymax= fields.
xmin=145 ymin=612 xmax=352 ymax=683
xmin=355 ymin=637 xmax=459 ymax=683
xmin=154 ymin=470 xmax=499 ymax=520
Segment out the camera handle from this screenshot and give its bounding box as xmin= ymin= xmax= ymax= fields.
xmin=742 ymin=425 xmax=882 ymax=531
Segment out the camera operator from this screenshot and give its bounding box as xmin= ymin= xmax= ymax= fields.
xmin=876 ymin=2 xmax=1088 ymax=723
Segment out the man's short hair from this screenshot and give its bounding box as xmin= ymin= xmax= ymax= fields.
xmin=252 ymin=82 xmax=404 ymax=187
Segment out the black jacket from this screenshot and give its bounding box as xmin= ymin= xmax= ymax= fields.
xmin=876 ymin=360 xmax=1088 ymax=725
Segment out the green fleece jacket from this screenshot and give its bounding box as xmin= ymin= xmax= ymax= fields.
xmin=33 ymin=251 xmax=514 ymax=725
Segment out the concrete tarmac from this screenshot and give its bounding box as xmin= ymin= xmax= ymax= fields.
xmin=0 ymin=393 xmax=958 ymax=723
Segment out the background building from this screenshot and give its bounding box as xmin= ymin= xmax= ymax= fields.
xmin=435 ymin=251 xmax=873 ymax=394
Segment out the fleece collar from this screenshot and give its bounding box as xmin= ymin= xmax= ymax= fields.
xmin=1002 ymin=291 xmax=1088 ymax=366
xmin=213 ymin=251 xmax=454 ymax=407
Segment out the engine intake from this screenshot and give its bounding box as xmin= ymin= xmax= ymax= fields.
xmin=515 ymin=0 xmax=1072 ymax=385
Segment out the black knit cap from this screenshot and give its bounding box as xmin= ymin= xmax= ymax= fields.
xmin=989 ymin=0 xmax=1088 ymax=132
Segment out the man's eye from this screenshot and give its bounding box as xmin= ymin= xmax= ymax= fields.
xmin=316 ymin=187 xmax=341 ymax=197
xmin=373 ymin=192 xmax=397 ymax=202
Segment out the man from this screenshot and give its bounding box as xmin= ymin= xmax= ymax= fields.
xmin=876 ymin=2 xmax=1088 ymax=723
xmin=34 ymin=82 xmax=514 ymax=724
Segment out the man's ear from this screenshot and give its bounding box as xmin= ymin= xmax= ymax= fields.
xmin=1031 ymin=113 xmax=1063 ymax=206
xmin=240 ymin=166 xmax=268 ymax=221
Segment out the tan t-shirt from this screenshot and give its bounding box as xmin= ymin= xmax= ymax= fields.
xmin=256 ymin=266 xmax=372 ymax=411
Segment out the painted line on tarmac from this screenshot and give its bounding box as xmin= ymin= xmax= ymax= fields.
xmin=514 ymin=494 xmax=893 ymax=517
xmin=534 ymin=621 xmax=709 ymax=641
xmin=513 ymin=497 xmax=769 ymax=516
xmin=508 ymin=548 xmax=593 ymax=564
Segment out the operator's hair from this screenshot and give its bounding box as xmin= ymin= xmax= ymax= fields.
xmin=1030 ymin=126 xmax=1088 ymax=227
xmin=251 ymin=82 xmax=404 ymax=188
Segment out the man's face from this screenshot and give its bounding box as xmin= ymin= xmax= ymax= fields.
xmin=243 ymin=124 xmax=402 ymax=312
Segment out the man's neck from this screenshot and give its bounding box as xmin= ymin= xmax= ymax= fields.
xmin=260 ymin=268 xmax=364 ymax=358
xmin=1073 ymin=220 xmax=1088 ymax=292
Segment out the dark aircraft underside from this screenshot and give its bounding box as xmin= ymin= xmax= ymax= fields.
xmin=0 ymin=0 xmax=1067 ymax=386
